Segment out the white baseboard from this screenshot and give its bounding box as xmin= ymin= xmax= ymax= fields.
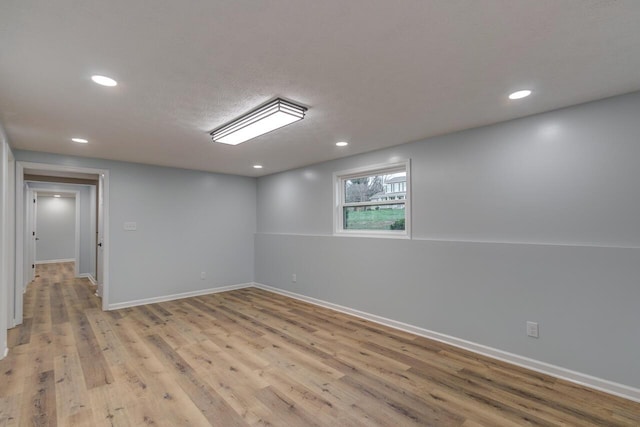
xmin=107 ymin=283 xmax=254 ymax=310
xmin=252 ymin=282 xmax=640 ymax=403
xmin=35 ymin=258 xmax=75 ymax=265
xmin=78 ymin=273 xmax=97 ymax=285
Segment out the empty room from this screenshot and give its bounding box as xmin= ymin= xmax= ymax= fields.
xmin=1 ymin=1 xmax=640 ymax=426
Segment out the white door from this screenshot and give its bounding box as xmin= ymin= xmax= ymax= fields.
xmin=96 ymin=174 xmax=104 ymax=297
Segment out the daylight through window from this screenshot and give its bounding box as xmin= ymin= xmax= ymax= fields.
xmin=335 ymin=161 xmax=410 ymax=237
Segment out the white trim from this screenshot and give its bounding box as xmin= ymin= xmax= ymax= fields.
xmin=75 ymin=192 xmax=80 ymax=276
xmin=100 ymin=170 xmax=110 ymax=310
xmin=2 ymin=347 xmax=7 ymax=359
xmin=411 ymin=236 xmax=640 ymax=250
xmin=0 ymin=141 xmax=11 ymax=343
xmin=257 ymin=232 xmax=332 ymax=238
xmin=35 ymin=258 xmax=75 ymax=264
xmin=15 ymin=161 xmax=110 ymax=321
xmin=333 ymin=159 xmax=411 ymax=239
xmin=26 ymin=186 xmax=35 ymax=285
xmin=334 ymin=161 xmax=409 ymax=179
xmin=107 ymin=283 xmax=254 ymax=310
xmin=2 ymin=145 xmax=16 ymax=331
xmin=78 ymin=273 xmax=97 ymax=285
xmin=255 ymin=232 xmax=640 ymax=250
xmin=251 ymin=282 xmax=640 ymax=404
xmin=334 ymin=229 xmax=411 ymax=239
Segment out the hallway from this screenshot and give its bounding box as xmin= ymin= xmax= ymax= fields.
xmin=1 ymin=262 xmax=99 ymax=425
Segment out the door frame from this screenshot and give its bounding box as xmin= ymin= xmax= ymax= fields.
xmin=96 ymin=174 xmax=105 ymax=298
xmin=15 ymin=161 xmax=110 ymax=324
xmin=24 ymin=184 xmax=35 ymax=285
xmin=2 ymin=146 xmax=15 ymax=348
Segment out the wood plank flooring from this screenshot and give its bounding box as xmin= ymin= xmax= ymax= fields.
xmin=1 ymin=262 xmax=639 ymax=426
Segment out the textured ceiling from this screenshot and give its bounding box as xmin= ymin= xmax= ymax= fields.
xmin=1 ymin=1 xmax=640 ymax=177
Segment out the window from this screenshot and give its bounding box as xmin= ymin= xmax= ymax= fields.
xmin=334 ymin=160 xmax=410 ymax=237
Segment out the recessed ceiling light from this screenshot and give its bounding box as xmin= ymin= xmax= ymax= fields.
xmin=91 ymin=75 xmax=118 ymax=87
xmin=509 ymin=89 xmax=532 ymax=100
xmin=71 ymin=138 xmax=88 ymax=143
xmin=336 ymin=141 xmax=348 ymax=147
xmin=54 ymin=194 xmax=61 ymax=198
xmin=253 ymin=164 xmax=263 ymax=169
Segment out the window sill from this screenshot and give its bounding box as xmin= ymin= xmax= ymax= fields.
xmin=333 ymin=231 xmax=411 ymax=239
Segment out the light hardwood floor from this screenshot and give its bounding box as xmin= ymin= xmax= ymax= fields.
xmin=1 ymin=262 xmax=639 ymax=426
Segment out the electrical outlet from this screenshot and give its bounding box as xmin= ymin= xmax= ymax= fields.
xmin=124 ymin=221 xmax=137 ymax=231
xmin=526 ymin=321 xmax=539 ymax=338
xmin=292 ymin=273 xmax=297 ymax=283
xmin=200 ymin=272 xmax=206 ymax=280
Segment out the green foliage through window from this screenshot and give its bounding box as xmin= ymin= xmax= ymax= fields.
xmin=344 ymin=206 xmax=405 ymax=230
xmin=336 ymin=161 xmax=409 ymax=235
xmin=389 ymin=218 xmax=405 ymax=230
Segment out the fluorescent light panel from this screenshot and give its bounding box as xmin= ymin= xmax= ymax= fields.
xmin=211 ymin=98 xmax=306 ymax=145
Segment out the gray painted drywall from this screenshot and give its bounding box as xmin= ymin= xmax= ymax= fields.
xmin=14 ymin=151 xmax=257 ymax=304
xmin=259 ymin=92 xmax=640 ymax=245
xmin=255 ymin=91 xmax=640 ymax=389
xmin=35 ymin=195 xmax=75 ymax=262
xmin=29 ymin=183 xmax=95 ymax=276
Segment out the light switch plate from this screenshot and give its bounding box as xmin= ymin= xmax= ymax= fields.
xmin=124 ymin=222 xmax=137 ymax=231
xmin=526 ymin=321 xmax=539 ymax=338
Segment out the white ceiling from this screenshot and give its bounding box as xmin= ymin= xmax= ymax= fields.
xmin=1 ymin=1 xmax=640 ymax=177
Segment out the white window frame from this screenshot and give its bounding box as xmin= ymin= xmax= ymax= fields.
xmin=333 ymin=160 xmax=411 ymax=238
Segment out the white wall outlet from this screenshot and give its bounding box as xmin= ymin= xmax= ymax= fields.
xmin=124 ymin=222 xmax=137 ymax=231
xmin=526 ymin=321 xmax=539 ymax=338
xmin=292 ymin=273 xmax=297 ymax=283
xmin=200 ymin=271 xmax=206 ymax=280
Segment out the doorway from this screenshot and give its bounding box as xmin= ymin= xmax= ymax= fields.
xmin=13 ymin=162 xmax=110 ymax=326
xmin=32 ymin=190 xmax=79 ymax=272
xmin=27 ymin=186 xmax=95 ymax=279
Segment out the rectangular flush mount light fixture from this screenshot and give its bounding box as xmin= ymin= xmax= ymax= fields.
xmin=211 ymin=98 xmax=307 ymax=145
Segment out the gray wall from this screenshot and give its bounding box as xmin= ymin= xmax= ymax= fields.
xmin=14 ymin=152 xmax=257 ymax=305
xmin=255 ymin=91 xmax=640 ymax=389
xmin=35 ymin=195 xmax=76 ymax=262
xmin=29 ymin=183 xmax=95 ymax=276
